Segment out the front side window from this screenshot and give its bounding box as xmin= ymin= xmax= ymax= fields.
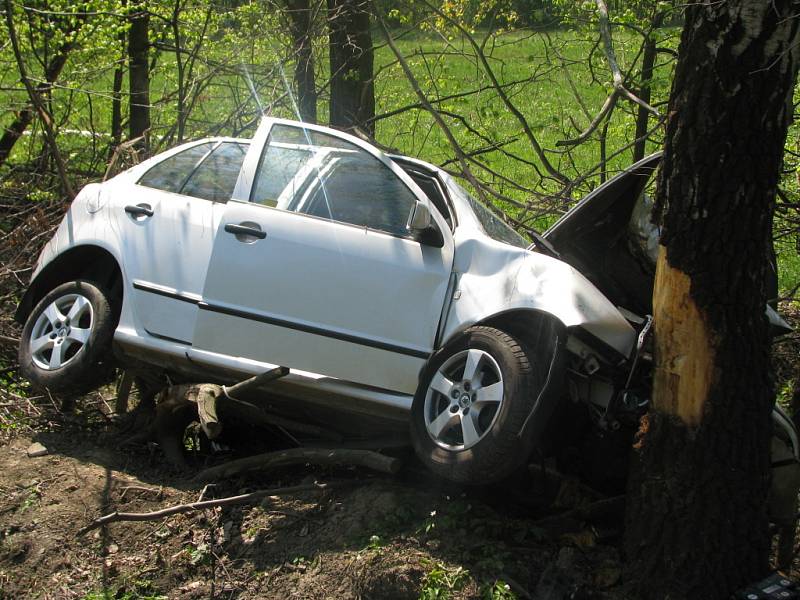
xmin=138 ymin=141 xmax=247 ymax=202
xmin=250 ymin=124 xmax=418 ymax=237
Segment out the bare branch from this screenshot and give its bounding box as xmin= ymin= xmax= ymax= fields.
xmin=595 ymin=0 xmax=659 ymax=117
xmin=376 ymin=14 xmax=490 ymax=202
xmin=78 ymin=482 xmax=337 ymax=534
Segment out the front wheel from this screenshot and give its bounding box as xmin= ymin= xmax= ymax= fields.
xmin=18 ymin=280 xmax=117 ymax=396
xmin=410 ymin=326 xmax=544 ymax=484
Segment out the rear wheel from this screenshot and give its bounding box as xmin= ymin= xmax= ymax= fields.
xmin=410 ymin=326 xmax=544 ymax=484
xmin=18 ymin=280 xmax=116 ymax=396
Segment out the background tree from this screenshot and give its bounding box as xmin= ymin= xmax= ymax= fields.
xmin=284 ymin=0 xmax=319 ymax=123
xmin=327 ymin=0 xmax=374 ymax=134
xmin=624 ymin=2 xmax=800 ymax=598
xmin=128 ymin=0 xmax=151 ymax=153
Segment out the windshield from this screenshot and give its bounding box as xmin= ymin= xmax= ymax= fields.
xmin=449 ymin=180 xmax=529 ymax=248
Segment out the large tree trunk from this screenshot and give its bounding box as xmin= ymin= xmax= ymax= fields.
xmin=624 ymin=2 xmax=800 ymax=599
xmin=327 ymin=0 xmax=374 ymax=135
xmin=128 ymin=2 xmax=151 ymax=154
xmin=287 ymin=0 xmax=318 ymax=123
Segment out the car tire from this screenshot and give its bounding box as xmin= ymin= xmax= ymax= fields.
xmin=18 ymin=280 xmax=117 ymax=397
xmin=410 ymin=326 xmax=543 ymax=484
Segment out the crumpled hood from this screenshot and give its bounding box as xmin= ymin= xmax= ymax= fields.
xmin=543 ymin=153 xmax=661 ymax=316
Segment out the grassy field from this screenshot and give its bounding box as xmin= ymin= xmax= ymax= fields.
xmin=1 ymin=23 xmax=798 ymax=295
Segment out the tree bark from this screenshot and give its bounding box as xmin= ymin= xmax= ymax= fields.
xmin=327 ymin=0 xmax=373 ymax=135
xmin=624 ymin=2 xmax=800 ymax=599
xmin=128 ymin=1 xmax=151 ymax=154
xmin=286 ymin=0 xmax=318 ymax=123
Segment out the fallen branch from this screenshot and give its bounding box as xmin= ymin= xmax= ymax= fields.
xmin=534 ymin=494 xmax=625 ymax=529
xmin=194 ymin=447 xmax=402 ymax=482
xmin=78 ymin=482 xmax=333 ymax=534
xmin=0 ymin=334 xmax=20 ymax=346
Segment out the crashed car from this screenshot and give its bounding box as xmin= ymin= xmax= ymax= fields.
xmin=15 ymin=118 xmax=798 ymax=487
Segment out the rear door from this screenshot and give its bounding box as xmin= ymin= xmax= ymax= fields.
xmin=121 ymin=140 xmax=248 ymax=344
xmin=191 ymin=120 xmax=454 ymax=394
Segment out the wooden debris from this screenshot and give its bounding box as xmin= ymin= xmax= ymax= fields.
xmin=194 ymin=447 xmax=402 ymax=482
xmin=114 ymin=370 xmax=134 ymax=416
xmin=78 ymin=481 xmax=335 ymax=535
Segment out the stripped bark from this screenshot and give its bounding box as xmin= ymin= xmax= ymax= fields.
xmin=624 ymin=2 xmax=800 ymax=597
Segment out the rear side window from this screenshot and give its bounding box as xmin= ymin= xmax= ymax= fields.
xmin=138 ymin=143 xmax=214 ymax=193
xmin=182 ymin=142 xmax=248 ymax=202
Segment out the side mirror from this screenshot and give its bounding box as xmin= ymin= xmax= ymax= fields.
xmin=408 ymin=201 xmax=432 ymax=231
xmin=407 ymin=202 xmax=444 ymax=248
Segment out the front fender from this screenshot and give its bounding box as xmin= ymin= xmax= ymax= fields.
xmin=440 ymin=243 xmax=637 ymax=358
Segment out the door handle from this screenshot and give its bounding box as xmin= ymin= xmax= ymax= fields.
xmin=224 ymin=223 xmax=266 ymax=240
xmin=125 ymin=204 xmax=154 ymax=218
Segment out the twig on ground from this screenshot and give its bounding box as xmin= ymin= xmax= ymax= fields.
xmin=0 ymin=334 xmax=19 ymax=346
xmin=119 ymin=485 xmax=164 ymax=501
xmin=78 ymin=481 xmax=338 ymax=534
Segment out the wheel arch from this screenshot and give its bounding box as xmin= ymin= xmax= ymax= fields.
xmin=15 ymin=245 xmax=124 ymax=324
xmin=440 ymin=308 xmax=570 ymax=444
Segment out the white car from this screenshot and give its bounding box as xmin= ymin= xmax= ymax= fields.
xmin=14 ymin=117 xmax=790 ymax=485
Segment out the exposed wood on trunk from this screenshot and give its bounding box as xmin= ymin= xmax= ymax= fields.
xmin=651 ymin=245 xmax=715 ymax=426
xmin=194 ymin=384 xmax=223 ymax=440
xmin=194 ymin=447 xmax=401 ymax=482
xmin=624 ymin=1 xmax=800 ymax=597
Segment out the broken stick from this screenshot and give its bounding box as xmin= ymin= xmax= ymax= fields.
xmin=194 ymin=447 xmax=401 ymax=482
xmin=78 ymin=481 xmax=334 ymax=535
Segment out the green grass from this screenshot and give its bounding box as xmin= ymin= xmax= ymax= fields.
xmin=1 ymin=20 xmax=797 ymax=294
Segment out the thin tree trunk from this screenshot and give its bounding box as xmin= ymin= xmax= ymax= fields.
xmin=287 ymin=0 xmax=317 ymax=123
xmin=110 ymin=33 xmax=126 ymax=150
xmin=171 ymin=0 xmax=186 ymax=142
xmin=327 ymin=0 xmax=373 ymax=135
xmin=3 ymin=0 xmax=74 ymax=198
xmin=128 ymin=1 xmax=151 ymax=154
xmin=624 ymin=2 xmax=800 ymax=598
xmin=632 ymin=12 xmax=662 ymax=163
xmin=0 ymin=36 xmax=75 ymax=168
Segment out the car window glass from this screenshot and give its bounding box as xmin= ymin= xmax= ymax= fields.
xmin=251 ymin=143 xmax=313 ymax=207
xmin=251 ymin=124 xmax=418 ymax=237
xmin=181 ymin=142 xmax=248 ymax=202
xmin=138 ymin=142 xmax=215 ymax=193
xmin=450 ymin=181 xmax=529 ymax=248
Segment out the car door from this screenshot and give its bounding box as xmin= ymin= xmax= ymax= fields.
xmin=120 ymin=140 xmax=248 ymax=344
xmin=190 ymin=120 xmax=454 ymax=394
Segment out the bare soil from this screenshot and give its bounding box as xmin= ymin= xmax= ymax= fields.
xmin=0 ymin=401 xmax=629 ymax=600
